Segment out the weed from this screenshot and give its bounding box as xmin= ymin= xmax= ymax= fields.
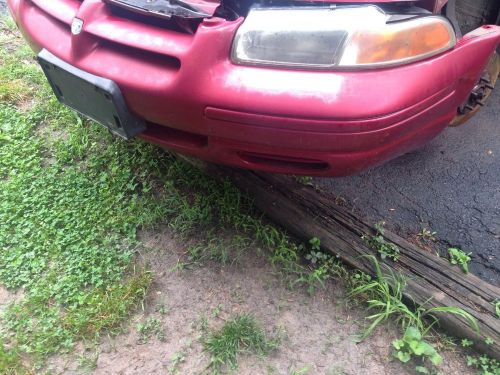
xmin=392 ymin=326 xmax=442 ymax=373
xmin=197 ymin=314 xmax=209 ymax=334
xmin=230 ymin=289 xmax=245 ymax=304
xmin=348 ymin=270 xmax=372 ymax=290
xmin=183 ymin=234 xmax=248 ymax=267
xmin=3 ymin=267 xmax=152 ymax=361
xmin=266 ymin=365 xmax=279 ymax=374
xmin=305 ymin=251 xmax=328 ymax=265
xmin=67 ymin=270 xmax=152 ymax=333
xmin=168 ymin=350 xmax=187 ymax=374
xmin=204 ymin=314 xmax=278 ymax=371
xmin=461 ymin=338 xmax=474 ymax=348
xmin=0 ymin=341 xmax=27 ymax=375
xmin=289 ymin=367 xmax=309 ymax=375
xmin=299 ymin=238 xmax=348 ymax=295
xmin=309 ymin=237 xmax=321 ymax=251
xmin=149 ymin=158 xmax=329 ymax=293
xmin=0 ymin=37 xmax=163 ymax=363
xmin=137 ymin=318 xmax=166 ymax=344
xmin=294 ymin=176 xmax=314 ymax=186
xmin=417 ymin=229 xmax=438 ymax=242
xmin=212 ymin=304 xmax=223 ymax=319
xmin=349 ymin=256 xmax=478 ymax=341
xmin=467 ymin=354 xmax=500 ymax=375
xmin=432 ymin=334 xmax=457 ymax=352
xmin=294 ymin=265 xmax=330 ymax=295
xmin=448 ymin=248 xmax=471 ymax=273
xmin=77 ymin=350 xmax=99 ymax=372
xmin=492 ymin=299 xmax=500 ymax=319
xmin=156 ymin=304 xmax=170 ymax=316
xmin=363 ymin=222 xmax=400 ymax=261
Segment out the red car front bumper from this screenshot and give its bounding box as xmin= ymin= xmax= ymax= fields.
xmin=7 ymin=0 xmax=500 ymax=176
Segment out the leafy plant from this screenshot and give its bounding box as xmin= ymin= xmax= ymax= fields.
xmin=417 ymin=229 xmax=438 ymax=242
xmin=349 ymin=256 xmax=478 ymax=341
xmin=301 ymin=238 xmax=347 ymax=295
xmin=2 ymin=32 xmax=299 ymax=368
xmin=392 ymin=326 xmax=442 ymax=372
xmin=305 ymin=251 xmax=329 ymax=266
xmin=0 ymin=341 xmax=27 ymax=375
xmin=309 ymin=237 xmax=321 ymax=252
xmin=493 ymin=299 xmax=500 ymax=319
xmin=348 ymin=270 xmax=372 ymax=290
xmin=77 ymin=350 xmax=99 ymax=372
xmin=461 ymin=338 xmax=474 ymax=348
xmin=485 ymin=338 xmax=495 ymax=346
xmin=137 ymin=318 xmax=166 ymax=344
xmin=294 ymin=176 xmax=314 ymax=187
xmin=204 ymin=314 xmax=278 ymax=371
xmin=0 ymin=37 xmax=166 ymax=364
xmin=363 ymin=222 xmax=400 ymax=261
xmin=157 ymin=304 xmax=170 ymax=316
xmin=448 ymin=248 xmax=472 ymax=273
xmin=212 ymin=304 xmax=223 ymax=318
xmin=467 ymin=355 xmax=500 ymax=375
xmin=169 ymin=350 xmax=187 ymax=374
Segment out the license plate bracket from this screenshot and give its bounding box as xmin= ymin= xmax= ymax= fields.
xmin=37 ymin=49 xmax=145 ymax=140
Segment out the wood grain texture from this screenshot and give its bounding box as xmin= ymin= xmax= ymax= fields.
xmin=201 ymin=164 xmax=500 ymax=358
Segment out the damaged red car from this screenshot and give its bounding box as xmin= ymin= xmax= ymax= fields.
xmin=7 ymin=0 xmax=500 ymax=176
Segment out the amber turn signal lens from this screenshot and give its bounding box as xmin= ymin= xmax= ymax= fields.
xmin=349 ymin=19 xmax=455 ymax=65
xmin=338 ymin=16 xmax=456 ymax=68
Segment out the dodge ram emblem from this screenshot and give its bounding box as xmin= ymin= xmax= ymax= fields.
xmin=71 ymin=18 xmax=84 ymax=35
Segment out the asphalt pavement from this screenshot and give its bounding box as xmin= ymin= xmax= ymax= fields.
xmin=315 ymin=89 xmax=500 ymax=285
xmin=1 ymin=2 xmax=498 ymax=284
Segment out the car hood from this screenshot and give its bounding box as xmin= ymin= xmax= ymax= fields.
xmin=197 ymin=0 xmax=430 ymax=15
xmin=216 ymin=0 xmax=446 ymax=15
xmin=107 ymin=0 xmax=446 ymax=18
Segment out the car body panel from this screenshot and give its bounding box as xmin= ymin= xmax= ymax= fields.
xmin=7 ymin=0 xmax=500 ymax=176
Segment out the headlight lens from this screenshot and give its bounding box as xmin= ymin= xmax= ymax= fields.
xmin=231 ymin=6 xmax=457 ymax=69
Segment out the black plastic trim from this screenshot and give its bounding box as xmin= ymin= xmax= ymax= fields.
xmin=38 ymin=49 xmax=146 ymax=140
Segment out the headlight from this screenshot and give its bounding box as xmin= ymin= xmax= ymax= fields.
xmin=231 ymin=6 xmax=457 ymax=69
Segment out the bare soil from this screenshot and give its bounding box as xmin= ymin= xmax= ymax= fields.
xmin=27 ymin=226 xmax=474 ymax=375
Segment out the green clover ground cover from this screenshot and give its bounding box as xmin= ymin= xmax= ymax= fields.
xmin=0 ymin=22 xmax=303 ymax=369
xmin=0 ymin=33 xmax=170 ymax=367
xmin=0 ymin=30 xmax=317 ymax=370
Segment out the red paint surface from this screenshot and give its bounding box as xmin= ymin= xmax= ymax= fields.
xmin=7 ymin=0 xmax=500 ymax=176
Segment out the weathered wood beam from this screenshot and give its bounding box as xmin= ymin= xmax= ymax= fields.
xmin=198 ymin=163 xmax=500 ymax=359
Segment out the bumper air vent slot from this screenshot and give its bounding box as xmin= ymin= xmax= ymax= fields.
xmin=238 ymin=152 xmax=329 ymax=172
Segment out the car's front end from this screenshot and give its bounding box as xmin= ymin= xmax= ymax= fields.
xmin=7 ymin=0 xmax=500 ymax=176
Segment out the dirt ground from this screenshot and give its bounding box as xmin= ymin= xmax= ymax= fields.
xmin=9 ymin=226 xmax=469 ymax=375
